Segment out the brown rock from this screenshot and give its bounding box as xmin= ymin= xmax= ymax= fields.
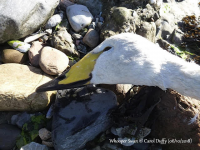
xmin=39 ymin=46 xmax=69 ymax=75
xmin=0 ymin=64 xmax=55 ymax=111
xmin=1 ymin=49 xmax=28 ymax=64
xmin=149 ymin=88 xmax=200 ymax=150
xmin=83 ymin=29 xmax=99 ymax=48
xmin=28 ymin=41 xmax=44 ymax=67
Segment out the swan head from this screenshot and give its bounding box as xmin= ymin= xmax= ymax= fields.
xmin=36 ymin=33 xmax=158 ymax=92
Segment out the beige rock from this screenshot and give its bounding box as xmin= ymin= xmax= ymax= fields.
xmin=39 ymin=128 xmax=51 ymax=141
xmin=1 ymin=49 xmax=28 ymax=64
xmin=83 ymin=29 xmax=99 ymax=48
xmin=51 ymin=28 xmax=80 ymax=57
xmin=0 ymin=64 xmax=55 ymax=111
xmin=28 ymin=41 xmax=44 ymax=67
xmin=39 ymin=46 xmax=69 ymax=75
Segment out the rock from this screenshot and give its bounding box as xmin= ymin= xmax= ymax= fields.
xmin=1 ymin=49 xmax=28 ymax=64
xmin=39 ymin=128 xmax=51 ymax=141
xmin=8 ymin=40 xmax=30 ymax=53
xmin=0 ymin=0 xmax=59 ymax=43
xmin=0 ymin=124 xmax=21 ymax=150
xmin=45 ymin=12 xmax=63 ymax=29
xmin=160 ymin=21 xmax=173 ymax=40
xmin=159 ymin=0 xmax=200 ymax=41
xmin=100 ymin=7 xmax=138 ymax=41
xmin=52 ymin=87 xmax=117 ymax=150
xmin=45 ymin=29 xmax=53 ymax=35
xmin=39 ymin=46 xmax=69 ymax=75
xmin=66 ymin=4 xmax=93 ymax=32
xmin=24 ymin=33 xmax=47 ymax=43
xmin=51 ymin=28 xmax=79 ymax=57
xmin=149 ymin=88 xmax=200 ymax=150
xmin=112 ymin=7 xmax=132 ymax=26
xmin=149 ymin=0 xmax=162 ymax=7
xmin=42 ymin=141 xmax=54 ymax=148
xmin=75 ymin=0 xmax=103 ymax=16
xmin=0 ymin=64 xmax=54 ymax=111
xmin=172 ymin=29 xmax=184 ymax=45
xmin=11 ymin=112 xmax=31 ymax=128
xmin=83 ymin=29 xmax=99 ymax=48
xmin=20 ymin=142 xmax=48 ymax=150
xmin=59 ymin=0 xmax=74 ymax=10
xmin=136 ymin=22 xmax=156 ymax=43
xmin=71 ymin=33 xmax=83 ymax=39
xmin=28 ymin=41 xmax=44 ymax=67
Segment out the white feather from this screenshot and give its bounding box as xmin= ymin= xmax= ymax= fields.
xmin=90 ymin=33 xmax=200 ymax=100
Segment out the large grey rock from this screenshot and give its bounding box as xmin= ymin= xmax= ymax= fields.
xmin=0 ymin=124 xmax=21 ymax=150
xmin=0 ymin=0 xmax=59 ymax=43
xmin=66 ymin=4 xmax=93 ymax=32
xmin=0 ymin=64 xmax=55 ymax=111
xmin=52 ymin=87 xmax=117 ymax=150
xmin=39 ymin=46 xmax=69 ymax=75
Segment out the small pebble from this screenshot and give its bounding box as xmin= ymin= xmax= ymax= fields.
xmin=72 ymin=33 xmax=83 ymax=39
xmin=45 ymin=12 xmax=63 ymax=29
xmin=83 ymin=29 xmax=99 ymax=48
xmin=45 ymin=29 xmax=53 ymax=35
xmin=39 ymin=128 xmax=51 ymax=141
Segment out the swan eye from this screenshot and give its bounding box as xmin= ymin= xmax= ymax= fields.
xmin=103 ymin=47 xmax=112 ymax=52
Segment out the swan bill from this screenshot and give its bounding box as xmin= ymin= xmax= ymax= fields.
xmin=36 ymin=51 xmax=103 ymax=92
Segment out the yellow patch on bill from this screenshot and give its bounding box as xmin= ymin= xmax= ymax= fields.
xmin=58 ymin=51 xmax=103 ymax=85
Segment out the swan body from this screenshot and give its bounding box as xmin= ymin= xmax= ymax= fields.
xmin=36 ymin=33 xmax=200 ymax=100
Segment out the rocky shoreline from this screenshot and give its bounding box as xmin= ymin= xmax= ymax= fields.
xmin=0 ymin=0 xmax=200 ymax=150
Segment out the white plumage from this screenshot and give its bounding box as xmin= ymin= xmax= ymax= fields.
xmin=90 ymin=33 xmax=200 ymax=100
